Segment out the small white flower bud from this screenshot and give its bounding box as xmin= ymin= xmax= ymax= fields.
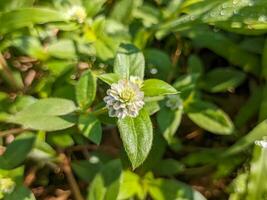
xmin=104 ymin=77 xmax=144 ymax=119
xmin=67 ymin=5 xmax=87 ymax=23
xmin=165 ymin=94 xmax=183 ymax=110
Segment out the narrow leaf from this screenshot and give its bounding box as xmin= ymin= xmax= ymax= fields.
xmin=76 ymin=70 xmax=97 ymax=110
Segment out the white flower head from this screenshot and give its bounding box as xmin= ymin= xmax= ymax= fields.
xmin=104 ymin=76 xmax=144 ymax=119
xmin=67 ymin=5 xmax=87 ymax=23
xmin=0 ymin=178 xmax=15 ymax=194
xmin=255 ymin=140 xmax=267 ymax=149
xmin=165 ymin=94 xmax=183 ymax=110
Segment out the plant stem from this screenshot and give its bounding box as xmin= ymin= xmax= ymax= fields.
xmin=59 ymin=153 xmax=84 ymax=200
xmin=92 ymin=107 xmax=108 ymax=116
xmin=0 ymin=128 xmax=27 ymax=137
xmin=0 ymin=53 xmax=22 ymax=90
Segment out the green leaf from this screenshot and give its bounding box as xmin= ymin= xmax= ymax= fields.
xmin=10 ymin=115 xmax=76 ymax=131
xmin=47 ymin=131 xmax=74 ymax=148
xmin=262 ymin=38 xmax=267 ymax=79
xmin=259 ymin=83 xmax=267 ymax=122
xmin=0 ymin=0 xmax=35 ymax=12
xmin=114 ymin=44 xmax=145 ymax=79
xmin=148 ymin=178 xmax=207 ymax=200
xmin=186 ymin=100 xmax=234 ymax=135
xmin=144 ymin=101 xmax=160 ymax=115
xmin=97 ymin=73 xmax=120 ymax=85
xmin=234 ymin=86 xmax=262 ymax=128
xmin=228 ymin=173 xmax=248 ymax=200
xmin=183 ymin=26 xmax=261 ymax=75
xmin=157 ymin=107 xmax=182 ymax=143
xmin=188 ymin=54 xmax=204 ymax=75
xmin=144 ymin=48 xmax=173 ymax=80
xmin=8 ymin=95 xmax=37 ymax=114
xmin=8 ymin=98 xmax=77 ymax=131
xmin=158 ymin=1 xmax=267 ymax=36
xmin=117 ymin=109 xmax=153 ymax=169
xmin=78 ymin=114 xmax=102 ymax=145
xmin=246 ymin=145 xmax=267 ymax=199
xmin=0 ymin=132 xmax=35 ymax=169
xmin=200 ymin=67 xmax=246 ymax=93
xmin=12 ymin=36 xmax=48 ymax=60
xmin=11 ymin=98 xmax=76 ymax=116
xmin=223 ymin=120 xmax=267 ymax=157
xmin=173 ymin=74 xmax=199 ymax=91
xmin=47 ymin=40 xmax=76 ymax=59
xmin=142 ymin=79 xmax=177 ymax=97
xmin=75 ymin=70 xmax=97 ymax=110
xmin=88 ymin=159 xmax=122 ymax=200
xmin=72 ymin=160 xmax=102 ymax=182
xmin=118 ymin=170 xmax=144 ymax=200
xmin=0 ymin=8 xmax=67 ymax=34
xmin=5 ymin=185 xmax=36 ymax=200
xmin=153 ymin=159 xmax=184 ymax=176
xmin=83 ymin=0 xmax=106 ymax=17
xmin=110 ymin=0 xmax=135 ymax=24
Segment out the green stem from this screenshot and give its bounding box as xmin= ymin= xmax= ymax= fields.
xmin=92 ymin=107 xmax=108 ymax=116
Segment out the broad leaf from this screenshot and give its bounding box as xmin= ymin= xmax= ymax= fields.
xmin=78 ymin=114 xmax=102 ymax=145
xmin=144 ymin=49 xmax=172 ymax=80
xmin=118 ymin=170 xmax=144 ymax=200
xmin=152 ymin=159 xmax=184 ymax=176
xmin=98 ymin=73 xmax=120 ymax=85
xmin=72 ymin=160 xmax=102 ymax=183
xmin=117 ymin=109 xmax=153 ymax=169
xmin=47 ymin=40 xmax=76 ymax=59
xmin=8 ymin=98 xmax=77 ymax=131
xmin=114 ymin=44 xmax=145 ymax=79
xmin=142 ymin=79 xmax=177 ymax=97
xmin=186 ymin=100 xmax=234 ymax=135
xmin=0 ymin=132 xmax=35 ymax=169
xmin=88 ymin=159 xmax=122 ymax=200
xmin=148 ymin=178 xmax=207 ymax=200
xmin=5 ymin=185 xmax=36 ymax=200
xmin=157 ymin=107 xmax=182 ymax=142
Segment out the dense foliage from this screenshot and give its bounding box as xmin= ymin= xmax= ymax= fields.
xmin=1 ymin=0 xmax=267 ymax=199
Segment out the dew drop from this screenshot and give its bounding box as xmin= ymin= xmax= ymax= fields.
xmin=220 ymin=10 xmax=225 ymax=16
xmin=70 ymin=74 xmax=76 ymax=79
xmin=233 ymin=9 xmax=238 ymax=15
xmin=150 ymin=68 xmax=158 ymax=74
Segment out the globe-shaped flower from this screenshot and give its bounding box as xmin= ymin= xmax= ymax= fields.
xmin=0 ymin=178 xmax=15 ymax=194
xmin=67 ymin=5 xmax=87 ymax=23
xmin=104 ymin=77 xmax=144 ymax=119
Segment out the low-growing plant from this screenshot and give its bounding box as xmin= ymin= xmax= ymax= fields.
xmin=1 ymin=0 xmax=267 ymax=200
